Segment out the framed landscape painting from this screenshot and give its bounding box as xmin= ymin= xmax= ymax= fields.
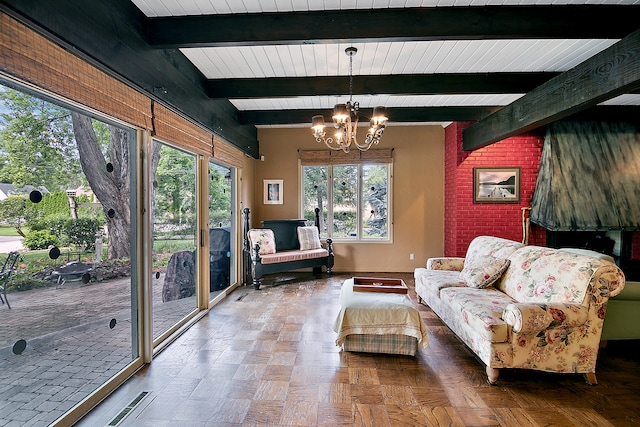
xmin=474 ymin=167 xmax=520 ymax=203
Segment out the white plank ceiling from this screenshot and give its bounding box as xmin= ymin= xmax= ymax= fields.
xmin=131 ymin=0 xmax=640 ymax=126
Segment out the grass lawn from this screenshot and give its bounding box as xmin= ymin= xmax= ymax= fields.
xmin=0 ymin=225 xmax=21 ymax=237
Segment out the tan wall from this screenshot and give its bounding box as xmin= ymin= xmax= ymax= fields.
xmin=253 ymin=125 xmax=445 ymax=273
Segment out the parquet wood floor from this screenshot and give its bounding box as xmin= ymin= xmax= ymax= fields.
xmin=80 ymin=272 xmax=640 ymax=426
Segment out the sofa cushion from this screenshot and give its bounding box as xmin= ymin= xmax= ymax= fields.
xmin=427 ymin=257 xmax=465 ymax=271
xmin=440 ymin=287 xmax=514 ymax=343
xmin=247 ymin=228 xmax=277 ymax=255
xmin=499 ymin=245 xmax=620 ymax=304
xmin=464 ymin=236 xmax=524 ymax=267
xmin=460 ymin=256 xmax=510 ymax=289
xmin=297 ymin=226 xmax=322 ymax=250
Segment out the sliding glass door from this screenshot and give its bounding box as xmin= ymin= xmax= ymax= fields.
xmin=208 ymin=161 xmax=234 ymax=301
xmin=151 ymin=141 xmax=198 ymax=341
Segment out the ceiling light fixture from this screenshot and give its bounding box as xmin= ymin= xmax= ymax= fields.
xmin=311 ymin=47 xmax=388 ymax=153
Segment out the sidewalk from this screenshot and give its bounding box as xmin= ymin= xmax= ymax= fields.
xmin=0 ymin=236 xmax=23 ymax=254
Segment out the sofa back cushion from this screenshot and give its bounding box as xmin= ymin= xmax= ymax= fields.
xmin=464 ymin=236 xmax=524 ymax=267
xmin=498 ymin=245 xmax=623 ymax=305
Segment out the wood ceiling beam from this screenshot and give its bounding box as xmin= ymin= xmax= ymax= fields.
xmin=206 ymin=72 xmax=558 ymax=99
xmin=145 ymin=6 xmax=639 ymax=48
xmin=238 ymin=107 xmax=503 ymax=126
xmin=463 ymin=28 xmax=640 ymax=151
xmin=239 ymin=105 xmax=640 ymax=126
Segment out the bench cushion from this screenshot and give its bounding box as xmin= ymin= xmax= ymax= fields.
xmin=259 ymin=248 xmax=329 ymax=264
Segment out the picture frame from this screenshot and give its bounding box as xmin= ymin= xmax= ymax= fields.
xmin=263 ymin=179 xmax=283 ymax=204
xmin=473 ymin=167 xmax=520 ymax=203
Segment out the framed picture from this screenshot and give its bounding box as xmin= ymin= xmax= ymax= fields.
xmin=474 ymin=167 xmax=520 ymax=203
xmin=263 ymin=179 xmax=283 ymax=204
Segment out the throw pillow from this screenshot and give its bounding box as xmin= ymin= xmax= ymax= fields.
xmin=297 ymin=226 xmax=322 ymax=250
xmin=247 ymin=229 xmax=276 ymax=255
xmin=460 ymin=256 xmax=511 ymax=289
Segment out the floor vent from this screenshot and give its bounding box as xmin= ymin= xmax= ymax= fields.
xmin=108 ymin=391 xmax=149 ymax=426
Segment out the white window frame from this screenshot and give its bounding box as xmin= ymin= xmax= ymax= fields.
xmin=299 ymin=161 xmax=393 ymax=243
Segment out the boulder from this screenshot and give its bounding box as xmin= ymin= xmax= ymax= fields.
xmin=162 ymin=250 xmax=196 ymax=302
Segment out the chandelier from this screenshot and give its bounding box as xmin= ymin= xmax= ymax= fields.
xmin=311 ymin=47 xmax=388 ymax=153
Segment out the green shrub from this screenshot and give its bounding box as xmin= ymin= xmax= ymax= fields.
xmin=23 ymin=229 xmax=58 ymax=250
xmin=66 ymin=217 xmax=102 ymax=250
xmin=25 ymin=191 xmax=70 ymax=228
xmin=40 ymin=214 xmax=70 ymax=240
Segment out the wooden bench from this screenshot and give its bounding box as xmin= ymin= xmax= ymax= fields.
xmin=243 ymin=208 xmax=333 ymax=290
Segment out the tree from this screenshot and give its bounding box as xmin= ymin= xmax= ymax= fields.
xmin=154 ymin=145 xmax=196 ymax=232
xmin=209 ymin=164 xmax=231 ymax=227
xmin=0 ymin=89 xmax=84 ymax=190
xmin=71 ymin=112 xmax=132 ymax=259
xmin=0 ymin=195 xmax=27 ymax=237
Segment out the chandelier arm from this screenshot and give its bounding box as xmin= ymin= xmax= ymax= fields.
xmin=315 ymin=136 xmax=351 ymax=151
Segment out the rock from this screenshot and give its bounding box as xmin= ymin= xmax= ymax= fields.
xmin=162 ymin=250 xmax=196 ymax=302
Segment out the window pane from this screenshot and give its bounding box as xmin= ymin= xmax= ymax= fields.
xmin=0 ymin=84 xmax=137 ymax=425
xmin=332 ymin=165 xmax=358 ymax=238
xmin=302 ymin=166 xmax=328 ymax=236
xmin=362 ymin=164 xmax=389 ymax=238
xmin=152 ymin=142 xmax=197 ymax=340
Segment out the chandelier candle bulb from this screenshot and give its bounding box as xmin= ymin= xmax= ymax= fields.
xmin=311 ymin=115 xmax=325 ymax=136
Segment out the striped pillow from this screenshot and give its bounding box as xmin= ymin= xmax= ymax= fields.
xmin=297 ymin=226 xmax=322 ymax=250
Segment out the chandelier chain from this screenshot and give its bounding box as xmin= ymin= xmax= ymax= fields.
xmin=349 ymin=51 xmax=353 ymax=104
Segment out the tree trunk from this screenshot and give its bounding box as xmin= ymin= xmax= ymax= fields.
xmin=71 ymin=112 xmax=130 ymax=259
xmin=14 ymin=226 xmax=25 ymax=238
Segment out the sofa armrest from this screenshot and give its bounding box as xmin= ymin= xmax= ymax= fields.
xmin=503 ymin=302 xmax=589 ymax=334
xmin=427 ymin=257 xmax=465 ymax=271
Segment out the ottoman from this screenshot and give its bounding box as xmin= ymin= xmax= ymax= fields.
xmin=332 ymin=278 xmax=429 ymax=356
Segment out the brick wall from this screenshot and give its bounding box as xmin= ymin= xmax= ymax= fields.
xmin=444 ymin=122 xmax=546 ymax=257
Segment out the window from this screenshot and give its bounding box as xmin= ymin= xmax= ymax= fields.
xmin=300 ymin=150 xmax=392 ymax=241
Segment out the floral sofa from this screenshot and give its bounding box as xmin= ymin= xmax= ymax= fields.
xmin=414 ymin=236 xmax=625 ymax=385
